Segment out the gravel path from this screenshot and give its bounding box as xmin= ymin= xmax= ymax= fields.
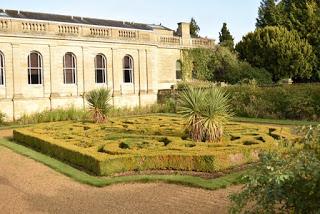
xmin=0 ymin=145 xmax=241 ymax=214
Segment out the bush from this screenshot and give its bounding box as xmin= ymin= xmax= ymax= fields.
xmin=229 ymin=125 xmax=320 ymax=214
xmin=0 ymin=111 xmax=6 ymax=124
xmin=182 ymin=47 xmax=274 ymax=85
xmin=225 ymin=84 xmax=320 ymax=121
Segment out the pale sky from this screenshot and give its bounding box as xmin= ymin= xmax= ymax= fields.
xmin=1 ymin=0 xmax=261 ymax=42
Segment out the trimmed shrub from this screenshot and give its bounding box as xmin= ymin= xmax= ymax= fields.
xmin=12 ymin=115 xmax=290 ymax=175
xmin=225 ymin=84 xmax=320 ymax=121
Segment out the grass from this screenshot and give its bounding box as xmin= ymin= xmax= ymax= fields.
xmin=0 ymin=138 xmax=249 ymax=189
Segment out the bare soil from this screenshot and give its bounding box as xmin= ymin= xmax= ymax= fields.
xmin=0 ymin=146 xmax=241 ymax=214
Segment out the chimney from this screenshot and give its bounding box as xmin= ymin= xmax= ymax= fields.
xmin=177 ymin=22 xmax=191 ymax=46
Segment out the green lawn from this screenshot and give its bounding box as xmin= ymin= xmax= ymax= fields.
xmin=0 ymin=138 xmax=249 ymax=189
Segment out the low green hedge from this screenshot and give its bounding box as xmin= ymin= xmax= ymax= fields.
xmin=13 ymin=129 xmax=258 ymax=176
xmin=158 ymin=83 xmax=320 ymax=121
xmin=226 ymin=84 xmax=320 ymax=121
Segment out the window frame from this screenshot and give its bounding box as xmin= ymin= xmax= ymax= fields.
xmin=95 ymin=54 xmax=107 ymax=84
xmin=176 ymin=60 xmax=182 ymax=80
xmin=63 ymin=52 xmax=77 ymax=84
xmin=0 ymin=52 xmax=4 ymax=86
xmin=27 ymin=51 xmax=43 ymax=85
xmin=123 ymin=55 xmax=134 ymax=84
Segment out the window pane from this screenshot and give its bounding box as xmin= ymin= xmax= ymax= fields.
xmin=0 ymin=68 xmax=3 ymax=85
xmin=96 ymin=69 xmax=105 ymax=83
xmin=124 ymin=56 xmax=132 ymax=69
xmin=29 ymin=53 xmax=39 ymax=67
xmin=64 ymin=54 xmax=73 ymax=68
xmin=0 ymin=54 xmax=3 ymax=85
xmin=124 ymin=69 xmax=132 ymax=83
xmin=176 ymin=61 xmax=182 ymax=70
xmin=176 ymin=70 xmax=182 ymax=80
xmin=29 ymin=69 xmax=41 ymax=84
xmin=65 ymin=69 xmax=74 ymax=84
xmin=0 ymin=55 xmax=3 ymax=67
xmin=96 ymin=55 xmax=103 ymax=68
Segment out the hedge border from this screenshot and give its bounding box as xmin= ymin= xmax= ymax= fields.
xmin=13 ymin=129 xmax=259 ymax=176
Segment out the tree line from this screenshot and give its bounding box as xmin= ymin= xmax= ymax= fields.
xmin=186 ymin=0 xmax=320 ymax=83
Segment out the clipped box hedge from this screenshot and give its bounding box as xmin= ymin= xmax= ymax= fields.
xmin=13 ymin=129 xmax=259 ymax=176
xmin=12 ymin=116 xmax=291 ymax=176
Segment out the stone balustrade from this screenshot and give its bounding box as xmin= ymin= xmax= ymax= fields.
xmin=118 ymin=30 xmax=137 ymax=39
xmin=22 ymin=22 xmax=47 ymax=32
xmin=0 ymin=20 xmax=8 ymax=30
xmin=0 ymin=18 xmax=215 ymax=48
xmin=160 ymin=36 xmax=181 ymax=45
xmin=90 ymin=27 xmax=111 ymax=37
xmin=58 ymin=25 xmax=79 ymax=35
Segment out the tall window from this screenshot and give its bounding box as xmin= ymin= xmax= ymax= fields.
xmin=63 ymin=53 xmax=77 ymax=84
xmin=28 ymin=51 xmax=42 ymax=85
xmin=176 ymin=60 xmax=182 ymax=80
xmin=95 ymin=54 xmax=106 ymax=84
xmin=0 ymin=52 xmax=4 ymax=85
xmin=123 ymin=55 xmax=133 ymax=83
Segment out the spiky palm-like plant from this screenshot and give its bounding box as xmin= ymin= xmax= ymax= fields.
xmin=178 ymin=86 xmax=233 ymax=143
xmin=178 ymin=87 xmax=206 ymax=142
xmin=201 ymin=88 xmax=233 ymax=142
xmin=85 ymin=88 xmax=112 ymax=123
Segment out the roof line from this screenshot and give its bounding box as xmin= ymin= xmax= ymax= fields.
xmin=0 ymin=16 xmax=154 ymax=32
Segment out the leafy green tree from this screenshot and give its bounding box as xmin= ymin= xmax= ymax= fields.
xmin=218 ymin=23 xmax=235 ymax=50
xmin=236 ymin=26 xmax=316 ymax=81
xmin=230 ymin=125 xmax=320 ymax=213
xmin=190 ymin=17 xmax=200 ymax=37
xmin=183 ymin=47 xmax=273 ymax=84
xmin=279 ymin=0 xmax=320 ymax=80
xmin=256 ymin=0 xmax=281 ymax=28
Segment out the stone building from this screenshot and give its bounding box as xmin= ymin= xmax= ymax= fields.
xmin=0 ymin=9 xmax=214 ymax=120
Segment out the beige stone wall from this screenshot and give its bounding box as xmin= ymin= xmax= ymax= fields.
xmin=0 ymin=36 xmax=179 ymax=120
xmin=0 ymin=18 xmax=214 ymax=121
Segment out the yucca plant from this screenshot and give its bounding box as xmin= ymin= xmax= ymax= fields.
xmin=85 ymin=88 xmax=112 ymax=123
xmin=201 ymin=88 xmax=233 ymax=142
xmin=178 ymin=87 xmax=205 ymax=142
xmin=177 ymin=86 xmax=233 ymax=143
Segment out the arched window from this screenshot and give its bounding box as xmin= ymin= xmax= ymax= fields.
xmin=0 ymin=52 xmax=4 ymax=85
xmin=95 ymin=54 xmax=107 ymax=84
xmin=123 ymin=55 xmax=133 ymax=83
xmin=176 ymin=60 xmax=182 ymax=80
xmin=63 ymin=52 xmax=77 ymax=84
xmin=28 ymin=51 xmax=43 ymax=85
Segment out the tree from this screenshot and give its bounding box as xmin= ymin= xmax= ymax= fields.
xmin=236 ymin=26 xmax=316 ymax=81
xmin=190 ymin=17 xmax=200 ymax=37
xmin=256 ymin=0 xmax=281 ymax=28
xmin=279 ymin=0 xmax=320 ymax=80
xmin=218 ymin=23 xmax=235 ymax=50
